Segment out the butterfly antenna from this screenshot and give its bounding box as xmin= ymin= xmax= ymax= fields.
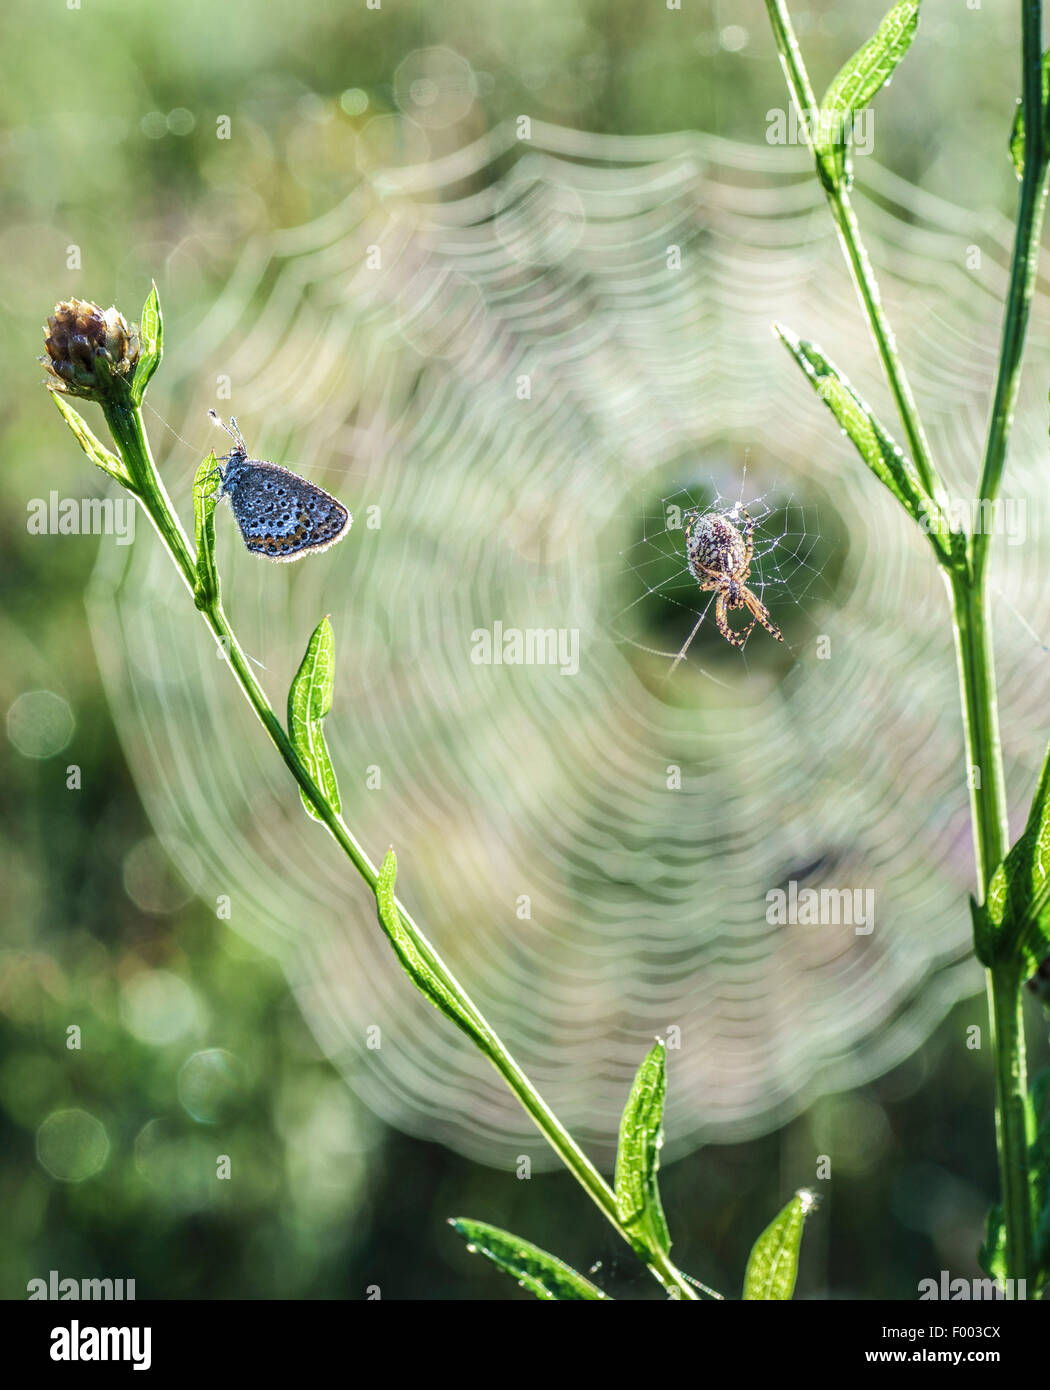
xmin=207 ymin=410 xmax=246 ymax=451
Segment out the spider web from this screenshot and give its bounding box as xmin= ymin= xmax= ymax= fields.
xmin=88 ymin=117 xmax=1050 ymax=1169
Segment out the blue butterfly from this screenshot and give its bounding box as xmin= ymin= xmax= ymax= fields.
xmin=209 ymin=412 xmax=351 ymax=561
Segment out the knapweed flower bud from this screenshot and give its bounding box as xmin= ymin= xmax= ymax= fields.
xmin=42 ymin=299 xmax=140 ymax=402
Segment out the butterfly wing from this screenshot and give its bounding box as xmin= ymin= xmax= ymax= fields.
xmin=225 ymin=461 xmax=350 ymax=562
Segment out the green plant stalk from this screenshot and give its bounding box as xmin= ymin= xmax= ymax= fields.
xmin=763 ymin=0 xmax=941 ymax=500
xmin=988 ymin=957 xmax=1035 ymax=1291
xmin=949 ymin=571 xmax=1034 ymax=1288
xmin=974 ymin=0 xmax=1050 ymax=590
xmin=827 ymin=193 xmax=940 ymax=500
xmin=956 ymin=0 xmax=1048 ymax=1289
xmin=949 ymin=574 xmax=1009 ymax=894
xmin=765 ymin=0 xmax=1043 ymax=1290
xmin=96 ymin=396 xmax=701 ymax=1301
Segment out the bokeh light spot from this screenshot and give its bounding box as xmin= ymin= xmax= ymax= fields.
xmin=167 ymin=108 xmax=196 ymax=136
xmin=36 ymin=1108 xmax=109 ymax=1182
xmin=6 ymin=690 xmax=74 ymax=759
xmin=122 ymin=836 xmax=199 ymax=915
xmin=340 ymin=88 xmax=369 ymax=116
xmin=120 ymin=969 xmax=201 ymax=1045
xmin=394 ymin=47 xmax=476 ymax=129
xmin=140 ymin=111 xmax=168 ymax=140
xmin=177 ymin=1048 xmax=244 ymax=1124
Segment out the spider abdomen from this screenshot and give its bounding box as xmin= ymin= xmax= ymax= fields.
xmin=686 ymin=512 xmax=747 ymax=582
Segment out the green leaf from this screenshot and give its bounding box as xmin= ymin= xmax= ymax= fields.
xmin=448 ymin=1218 xmax=610 ymax=1300
xmin=816 ymin=1 xmax=921 ymax=185
xmin=774 ymin=325 xmax=952 ymax=561
xmin=614 ymin=1039 xmax=671 ymax=1257
xmin=742 ymin=1190 xmax=817 ymax=1300
xmin=375 ymin=849 xmax=491 ymax=1051
xmin=131 ymin=281 xmax=163 ymax=405
xmin=49 ymin=390 xmax=131 ymax=486
xmin=969 ymin=895 xmax=1000 ymax=970
xmin=193 ymin=453 xmax=221 ymax=611
xmin=980 ymin=738 xmax=1050 ymax=972
xmin=287 ymin=616 xmax=341 ymax=821
xmin=1009 ymin=49 xmax=1050 ymax=180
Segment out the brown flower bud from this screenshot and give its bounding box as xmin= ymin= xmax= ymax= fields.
xmin=42 ymin=299 xmax=140 ymax=401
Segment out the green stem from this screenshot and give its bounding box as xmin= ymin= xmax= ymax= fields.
xmin=101 ymin=399 xmax=700 ymax=1301
xmin=765 ymin=0 xmax=1041 ymax=1292
xmin=826 ymin=193 xmax=939 ymax=499
xmin=949 ymin=570 xmax=1034 ymax=1288
xmin=974 ymin=1 xmax=1050 ymax=587
xmin=961 ymin=0 xmax=1047 ymax=1290
xmin=763 ymin=0 xmax=941 ymax=500
xmin=948 ymin=573 xmax=1009 ymax=893
xmin=987 ymin=961 xmax=1036 ymax=1296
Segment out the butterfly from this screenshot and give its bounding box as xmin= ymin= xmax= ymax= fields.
xmin=208 ymin=411 xmax=351 ymax=561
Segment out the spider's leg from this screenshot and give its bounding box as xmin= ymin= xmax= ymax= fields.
xmin=740 ymin=507 xmax=754 ymax=568
xmin=716 ymin=589 xmax=755 ymax=648
xmin=714 ymin=591 xmax=730 ymax=642
xmin=742 ymin=584 xmax=783 ymax=642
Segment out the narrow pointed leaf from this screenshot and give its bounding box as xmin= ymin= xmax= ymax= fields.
xmin=970 ymin=895 xmax=1000 ymax=969
xmin=1009 ymin=49 xmax=1050 ymax=179
xmin=193 ymin=453 xmax=221 ymax=611
xmin=614 ymin=1039 xmax=671 ymax=1256
xmin=287 ymin=616 xmax=341 ymax=820
xmin=817 ymin=1 xmax=921 ymax=184
xmin=980 ymin=737 xmax=1050 ymax=972
xmin=375 ymin=849 xmax=490 ymax=1051
xmin=449 ymin=1218 xmax=610 ymax=1300
xmin=774 ymin=325 xmax=951 ymax=561
xmin=131 ymin=281 xmax=163 ymax=405
xmin=742 ymin=1190 xmax=818 ymax=1300
xmin=49 ymin=391 xmax=130 ymax=486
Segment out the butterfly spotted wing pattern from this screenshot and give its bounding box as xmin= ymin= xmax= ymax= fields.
xmin=219 ymin=456 xmax=350 ymax=561
xmin=207 ymin=413 xmax=351 ymax=562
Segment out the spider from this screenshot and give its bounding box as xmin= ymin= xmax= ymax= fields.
xmin=684 ymin=507 xmax=784 ymax=649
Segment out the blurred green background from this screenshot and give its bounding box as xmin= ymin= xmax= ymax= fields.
xmin=2 ymin=0 xmax=1047 ymax=1299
